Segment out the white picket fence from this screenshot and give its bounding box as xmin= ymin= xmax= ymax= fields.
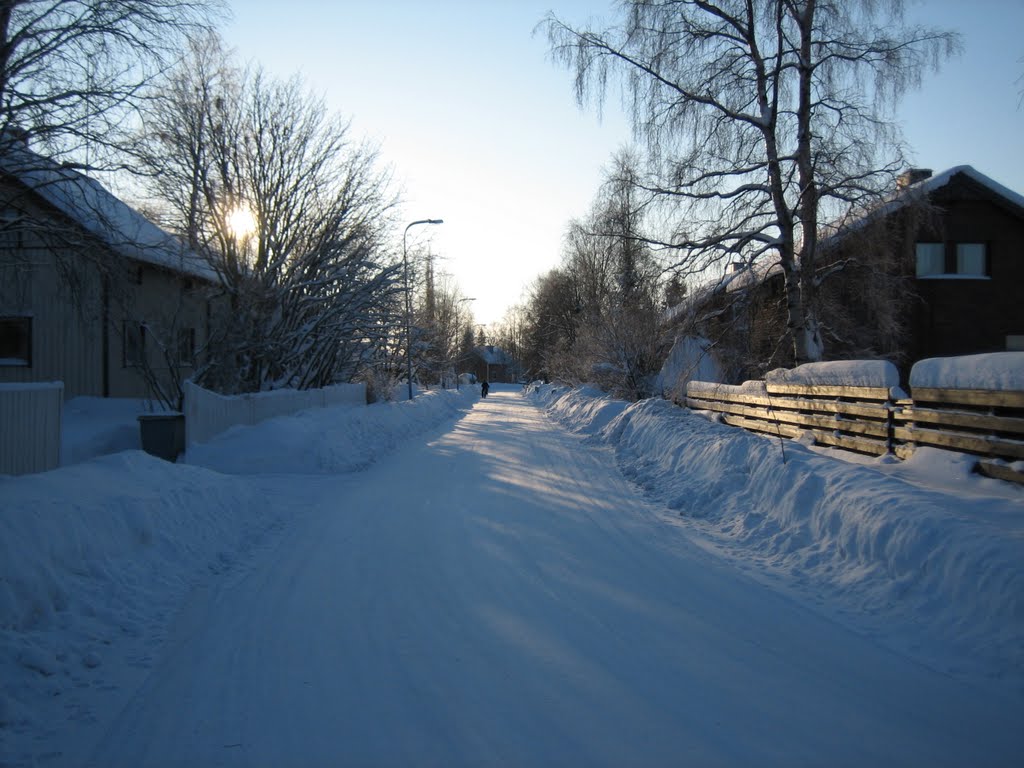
xmin=184 ymin=379 xmax=366 ymax=445
xmin=0 ymin=382 xmax=63 ymax=475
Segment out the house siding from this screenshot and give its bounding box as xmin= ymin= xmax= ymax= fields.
xmin=0 ymin=175 xmax=213 ymax=401
xmin=909 ymin=182 xmax=1024 ymax=363
xmin=0 ymin=189 xmax=105 ymax=397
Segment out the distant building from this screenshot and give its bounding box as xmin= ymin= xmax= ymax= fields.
xmin=0 ymin=138 xmax=218 ymax=400
xmin=470 ymin=344 xmax=513 ymax=383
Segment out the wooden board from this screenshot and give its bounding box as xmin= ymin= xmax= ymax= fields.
xmin=687 ymin=392 xmax=891 ymax=419
xmin=765 ymin=383 xmax=893 ymax=401
xmin=976 ymin=462 xmax=1024 ymax=485
xmin=892 ymin=425 xmax=1024 ymax=460
xmin=909 ymin=387 xmax=1024 ymax=410
xmin=720 ymin=414 xmax=889 ymax=456
xmin=896 ymin=406 xmax=1024 ymax=435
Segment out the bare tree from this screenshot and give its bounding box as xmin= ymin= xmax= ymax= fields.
xmin=138 ymin=42 xmax=402 ymax=393
xmin=568 ymin=159 xmax=666 ymax=398
xmin=543 ymin=0 xmax=959 ymax=365
xmin=491 ymin=304 xmax=528 ymax=383
xmin=0 ymin=0 xmax=222 ymax=168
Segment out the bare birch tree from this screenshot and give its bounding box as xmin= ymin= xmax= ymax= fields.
xmin=543 ymin=0 xmax=958 ymax=365
xmin=520 ymin=155 xmax=665 ymax=398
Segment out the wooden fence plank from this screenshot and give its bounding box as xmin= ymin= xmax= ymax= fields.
xmin=687 ymin=390 xmax=892 ymax=419
xmin=812 ymin=431 xmax=891 ymax=456
xmin=765 ymin=383 xmax=893 ymax=400
xmin=976 ymin=462 xmax=1024 ymax=485
xmin=909 ymin=387 xmax=1024 ymax=409
xmin=892 ymin=426 xmax=1024 ymax=460
xmin=693 ymin=398 xmax=891 ymax=439
xmin=897 ymin=406 xmax=1024 ymax=435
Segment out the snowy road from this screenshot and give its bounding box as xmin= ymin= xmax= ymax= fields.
xmin=82 ymin=388 xmax=1020 ymax=767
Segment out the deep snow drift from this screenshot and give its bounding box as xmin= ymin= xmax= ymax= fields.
xmin=527 ymin=382 xmax=1024 ymax=691
xmin=1 ymin=388 xmax=476 ymax=763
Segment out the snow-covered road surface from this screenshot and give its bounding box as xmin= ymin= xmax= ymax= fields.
xmin=80 ymin=389 xmax=1020 ymax=766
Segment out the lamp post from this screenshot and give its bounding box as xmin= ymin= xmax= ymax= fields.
xmin=403 ymin=218 xmax=443 ymax=400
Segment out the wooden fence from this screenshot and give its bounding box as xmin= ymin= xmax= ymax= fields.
xmin=686 ymin=376 xmax=1024 ymax=484
xmin=893 ymin=387 xmax=1024 ymax=484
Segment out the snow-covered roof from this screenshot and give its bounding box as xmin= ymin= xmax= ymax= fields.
xmin=0 ymin=140 xmax=216 ymax=281
xmin=913 ymin=165 xmax=1024 ymax=211
xmin=474 ymin=345 xmax=510 ymax=365
xmin=821 ymin=166 xmax=1024 ymax=249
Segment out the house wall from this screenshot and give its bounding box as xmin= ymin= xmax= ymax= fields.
xmin=669 ymin=170 xmax=1024 ymax=384
xmin=0 ymin=178 xmax=213 ymax=401
xmin=909 ymin=188 xmax=1024 ymax=363
xmin=105 ymin=263 xmax=212 ymax=402
xmin=0 ymin=183 xmax=105 ymax=397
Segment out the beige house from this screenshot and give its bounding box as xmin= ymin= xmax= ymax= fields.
xmin=0 ymin=140 xmax=217 ymax=403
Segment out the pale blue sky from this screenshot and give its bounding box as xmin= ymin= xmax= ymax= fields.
xmin=225 ymin=0 xmax=1023 ymax=326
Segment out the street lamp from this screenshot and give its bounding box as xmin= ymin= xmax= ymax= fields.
xmin=403 ymin=218 xmax=443 ymax=400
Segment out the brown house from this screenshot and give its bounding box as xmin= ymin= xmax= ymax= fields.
xmin=0 ymin=139 xmax=217 ymax=402
xmin=819 ymin=166 xmax=1024 ymax=371
xmin=469 ymin=345 xmax=513 ymax=384
xmin=672 ymin=166 xmax=1024 ymax=382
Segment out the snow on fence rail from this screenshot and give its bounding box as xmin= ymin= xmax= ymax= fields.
xmin=686 ymin=353 xmax=1024 ymax=483
xmin=0 ymin=381 xmax=63 ymax=475
xmin=184 ymin=379 xmax=366 ymax=445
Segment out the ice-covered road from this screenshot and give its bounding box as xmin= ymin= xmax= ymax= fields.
xmin=84 ymin=389 xmax=1020 ymax=767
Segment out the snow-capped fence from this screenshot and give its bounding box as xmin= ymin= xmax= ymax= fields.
xmin=686 ymin=361 xmax=900 ymax=457
xmin=0 ymin=381 xmax=63 ymax=475
xmin=184 ymin=380 xmax=367 ymax=445
xmin=894 ymin=354 xmax=1024 ymax=483
xmin=686 ymin=353 xmax=1024 ymax=483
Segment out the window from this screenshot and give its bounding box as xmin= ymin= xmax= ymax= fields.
xmin=177 ymin=327 xmax=195 ymax=365
xmin=123 ymin=322 xmax=145 ymax=367
xmin=956 ymin=243 xmax=987 ymax=277
xmin=916 ymin=241 xmax=989 ymax=278
xmin=915 ymin=243 xmax=945 ymax=277
xmin=0 ymin=316 xmax=31 ymax=366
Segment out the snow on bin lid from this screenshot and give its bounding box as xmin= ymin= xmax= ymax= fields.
xmin=910 ymin=352 xmax=1024 ymax=391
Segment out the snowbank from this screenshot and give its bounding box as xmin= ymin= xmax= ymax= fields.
xmin=910 ymin=351 xmax=1024 ymax=390
xmin=186 ymin=388 xmax=473 ymax=474
xmin=522 ymin=384 xmax=628 ymax=437
xmin=0 ymin=388 xmax=476 ymax=738
xmin=653 ymin=335 xmax=724 ymax=399
xmin=60 ymin=396 xmax=147 ymax=466
xmin=528 ymin=384 xmax=1024 ymax=689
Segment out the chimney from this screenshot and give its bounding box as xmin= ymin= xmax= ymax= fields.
xmin=897 ymin=168 xmax=932 ymax=190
